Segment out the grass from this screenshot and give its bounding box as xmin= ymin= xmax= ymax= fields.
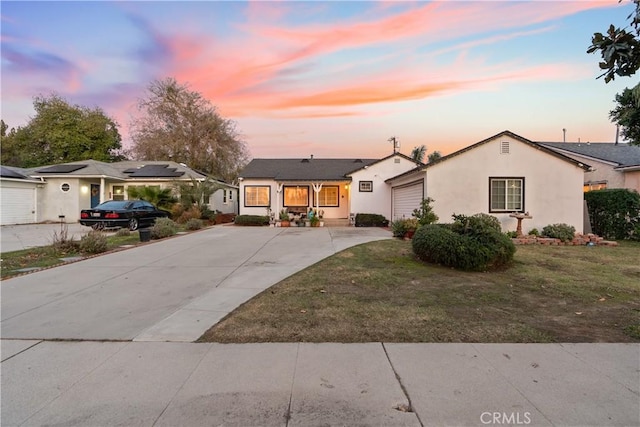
xmin=199 ymin=240 xmax=640 ymax=343
xmin=2 ymin=230 xmax=149 ymax=279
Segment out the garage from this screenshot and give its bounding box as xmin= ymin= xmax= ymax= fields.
xmin=392 ymin=180 xmax=424 ymax=220
xmin=1 ymin=167 xmax=40 ymax=225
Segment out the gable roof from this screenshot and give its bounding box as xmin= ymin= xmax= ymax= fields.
xmin=386 ymin=130 xmax=590 ymax=183
xmin=539 ymin=142 xmax=640 ymax=169
xmin=240 ymin=158 xmax=380 ymax=181
xmin=1 ymin=165 xmax=31 ymax=180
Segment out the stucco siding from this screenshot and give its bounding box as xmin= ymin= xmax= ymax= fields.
xmin=426 ymin=135 xmax=584 ymax=232
xmin=39 ymin=178 xmax=83 ymax=223
xmin=349 ymin=155 xmax=417 ymax=220
xmin=623 ymin=170 xmax=640 ymax=193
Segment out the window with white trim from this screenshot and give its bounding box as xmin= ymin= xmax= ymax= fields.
xmin=314 ymin=186 xmax=339 ymax=206
xmin=490 ymin=177 xmax=523 ymax=212
xmin=359 ymin=181 xmax=373 ymax=192
xmin=244 ymin=186 xmax=270 ymax=207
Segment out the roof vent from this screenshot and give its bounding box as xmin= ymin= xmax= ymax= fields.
xmin=301 ymin=159 xmax=310 ymax=163
xmin=500 ymin=141 xmax=510 ymax=154
xmin=354 ymin=159 xmax=363 ymax=163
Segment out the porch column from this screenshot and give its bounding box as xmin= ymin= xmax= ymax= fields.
xmin=100 ymin=177 xmax=106 ymax=203
xmin=276 ymin=183 xmax=283 ymax=213
xmin=312 ymin=182 xmax=323 ymax=214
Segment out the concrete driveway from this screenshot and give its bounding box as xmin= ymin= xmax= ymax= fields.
xmin=1 ymin=225 xmax=392 ymax=342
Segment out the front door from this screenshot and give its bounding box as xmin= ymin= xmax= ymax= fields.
xmin=90 ymin=184 xmax=100 ymax=207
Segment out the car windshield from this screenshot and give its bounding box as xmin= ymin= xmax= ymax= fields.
xmin=95 ymin=201 xmax=132 ymax=210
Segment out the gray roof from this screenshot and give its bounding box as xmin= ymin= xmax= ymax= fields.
xmin=24 ymin=159 xmax=207 ymax=180
xmin=240 ymin=158 xmax=380 ymax=181
xmin=539 ymin=142 xmax=640 ymax=168
xmin=0 ymin=165 xmax=31 ymax=180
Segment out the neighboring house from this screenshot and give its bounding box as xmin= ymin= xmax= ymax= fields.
xmin=386 ymin=131 xmax=590 ymax=233
xmin=0 ymin=160 xmax=238 ymax=225
xmin=539 ymin=142 xmax=640 ymax=193
xmin=238 ymin=154 xmax=421 ymax=221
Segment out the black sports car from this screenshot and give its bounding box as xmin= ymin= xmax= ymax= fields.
xmin=80 ymin=200 xmax=169 ymax=231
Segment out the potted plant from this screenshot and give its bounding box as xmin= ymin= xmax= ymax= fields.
xmin=318 ymin=209 xmax=324 ymax=227
xmin=310 ymin=215 xmax=320 ymax=227
xmin=404 ymin=218 xmax=419 ymax=239
xmin=279 ymin=209 xmax=290 ymax=227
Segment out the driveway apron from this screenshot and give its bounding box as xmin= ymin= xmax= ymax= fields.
xmin=0 ymin=226 xmax=391 ymax=341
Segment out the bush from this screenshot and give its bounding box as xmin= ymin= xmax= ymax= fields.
xmin=391 ymin=220 xmax=408 ymax=238
xmin=79 ymin=230 xmax=108 ymax=254
xmin=585 ymin=189 xmax=640 ymax=240
xmin=200 ymin=206 xmax=217 ymax=222
xmin=412 ymin=198 xmax=439 ymax=225
xmin=451 ymin=213 xmax=501 ymax=235
xmin=115 ymin=228 xmax=131 ymax=237
xmin=355 ymin=213 xmax=389 ymax=227
xmin=185 ymin=218 xmax=204 ymax=230
xmin=50 ymin=225 xmax=80 ymax=253
xmin=150 ymin=218 xmax=178 ymax=239
xmin=234 ymin=215 xmax=270 ymax=226
xmin=542 ymin=223 xmax=576 ymax=242
xmin=412 ymin=221 xmax=515 ymax=272
xmin=505 ymin=231 xmax=518 ymax=238
xmin=528 ymin=228 xmax=540 ymax=236
xmin=177 ymin=206 xmax=202 ymax=224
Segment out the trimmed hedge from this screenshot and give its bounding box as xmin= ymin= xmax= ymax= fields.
xmin=541 ymin=223 xmax=576 ymax=242
xmin=412 ymin=214 xmax=515 ymax=271
xmin=584 ymin=189 xmax=640 ymax=240
xmin=355 ymin=213 xmax=389 ymax=227
xmin=234 ymin=215 xmax=270 ymax=226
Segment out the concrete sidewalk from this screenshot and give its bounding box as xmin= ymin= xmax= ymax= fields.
xmin=2 ymin=341 xmax=638 ymax=426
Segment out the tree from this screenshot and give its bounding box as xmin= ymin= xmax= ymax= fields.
xmin=587 ymin=0 xmax=640 ymax=82
xmin=410 ymin=145 xmax=426 ymax=162
xmin=610 ymin=87 xmax=640 ymax=144
xmin=130 ymin=78 xmax=250 ymax=183
xmin=173 ymin=176 xmax=223 ymax=211
xmin=1 ymin=94 xmax=125 ymax=167
xmin=126 ymin=186 xmax=176 ymax=210
xmin=427 ymin=151 xmax=442 ymax=163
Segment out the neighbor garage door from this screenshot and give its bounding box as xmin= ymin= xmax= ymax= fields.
xmin=392 ymin=180 xmax=424 ymax=220
xmin=1 ymin=186 xmax=36 ymax=225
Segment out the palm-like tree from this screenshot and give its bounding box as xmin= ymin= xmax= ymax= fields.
xmin=410 ymin=145 xmax=426 ymax=163
xmin=126 ymin=186 xmax=176 ymax=209
xmin=427 ymin=151 xmax=442 ymax=163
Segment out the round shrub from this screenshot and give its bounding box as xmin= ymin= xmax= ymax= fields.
xmin=542 ymin=223 xmax=576 ymax=242
xmin=451 ymin=213 xmax=501 ymax=235
xmin=185 ymin=218 xmax=204 ymax=230
xmin=150 ymin=218 xmax=178 ymax=239
xmin=412 ymin=224 xmax=515 ymax=271
xmin=412 ymin=225 xmax=463 ymax=266
xmin=79 ymin=230 xmax=108 ymax=254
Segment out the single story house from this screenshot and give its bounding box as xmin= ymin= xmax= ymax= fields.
xmin=386 ymin=131 xmax=590 ymax=233
xmin=238 ymin=153 xmax=421 ymax=223
xmin=0 ymin=160 xmax=238 ymax=225
xmin=539 ymin=142 xmax=640 ymax=193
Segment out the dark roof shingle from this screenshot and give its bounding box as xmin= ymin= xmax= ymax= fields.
xmin=539 ymin=142 xmax=640 ymax=167
xmin=240 ymin=158 xmax=379 ymax=181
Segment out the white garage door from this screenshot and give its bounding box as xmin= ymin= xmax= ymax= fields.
xmin=1 ymin=186 xmax=36 ymax=225
xmin=392 ymin=180 xmax=423 ymax=220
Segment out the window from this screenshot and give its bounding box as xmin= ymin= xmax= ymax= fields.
xmin=314 ymin=186 xmax=339 ymax=206
xmin=223 ymin=190 xmax=227 ymax=204
xmin=489 ymin=178 xmax=524 ymax=212
xmin=112 ymin=185 xmax=125 ymax=201
xmin=284 ymin=186 xmax=309 ymax=207
xmin=229 ymin=190 xmax=233 ymax=201
xmin=359 ymin=181 xmax=373 ymax=192
xmin=583 ymin=182 xmax=607 ymax=192
xmin=244 ymin=186 xmax=270 ymax=207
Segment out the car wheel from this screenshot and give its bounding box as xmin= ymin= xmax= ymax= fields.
xmin=128 ymin=218 xmax=139 ymax=231
xmin=91 ymin=223 xmax=104 ymax=230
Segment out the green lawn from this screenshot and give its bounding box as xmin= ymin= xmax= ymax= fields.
xmin=199 ymin=240 xmax=640 ymax=343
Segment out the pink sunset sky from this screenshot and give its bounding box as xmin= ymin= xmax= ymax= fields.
xmin=1 ymin=1 xmax=637 ymax=159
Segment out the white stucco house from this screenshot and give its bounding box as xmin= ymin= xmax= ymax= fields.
xmin=238 ymin=153 xmax=421 ymax=222
xmin=0 ymin=160 xmax=238 ymax=225
xmin=387 ymin=131 xmax=590 ymax=233
xmin=540 ymin=142 xmax=640 ymax=193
